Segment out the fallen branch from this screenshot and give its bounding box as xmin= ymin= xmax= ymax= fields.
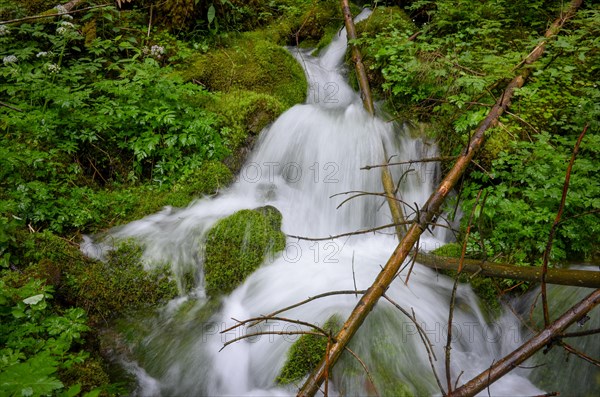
xmin=415 ymin=253 xmax=600 ymax=289
xmin=362 ymin=156 xmax=457 ymax=170
xmin=298 ymin=2 xmax=584 ymax=395
xmin=541 ymin=124 xmax=588 ymax=325
xmin=448 ymin=288 xmax=600 ymax=397
xmin=0 ymin=1 xmax=110 ymax=25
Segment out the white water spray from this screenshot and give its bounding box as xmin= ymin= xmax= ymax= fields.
xmin=84 ymin=10 xmax=544 ymax=396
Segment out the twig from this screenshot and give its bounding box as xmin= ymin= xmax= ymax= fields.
xmin=220 ymin=331 xmax=324 ymax=351
xmin=403 ymin=236 xmax=419 ymax=285
xmin=222 ymin=315 xmax=330 ymax=338
xmin=352 ymin=251 xmax=358 ymax=298
xmin=383 ymin=295 xmax=445 ymax=395
xmin=449 ymin=288 xmax=600 ymax=397
xmin=560 ymin=342 xmax=600 ymax=367
xmin=362 ymin=156 xmax=457 ymax=171
xmin=541 ymin=124 xmax=588 ymax=326
xmin=505 ymin=110 xmax=539 ymax=135
xmin=287 ymin=221 xmax=454 ymax=242
xmin=333 ymin=190 xmax=415 ymax=212
xmin=561 ymin=327 xmax=600 ymax=338
xmin=147 ymin=5 xmax=153 ymax=38
xmin=0 ymin=101 xmax=23 ymax=112
xmin=0 ymin=3 xmax=112 ymax=25
xmin=248 ymin=290 xmax=367 ymax=328
xmin=446 ymin=189 xmax=482 ymax=392
xmin=344 ymin=346 xmax=380 ymax=397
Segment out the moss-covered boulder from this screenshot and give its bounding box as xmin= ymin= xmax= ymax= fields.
xmin=181 ymin=37 xmax=306 ymax=108
xmin=213 ymin=89 xmax=287 ymax=149
xmin=9 ymin=231 xmax=178 ymax=325
xmin=65 ymin=239 xmax=179 ymax=325
xmin=203 ymin=206 xmax=286 ymax=296
xmin=276 ymin=314 xmax=343 ymax=385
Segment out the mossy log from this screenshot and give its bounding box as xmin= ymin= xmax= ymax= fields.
xmin=415 ymin=253 xmax=600 ymax=289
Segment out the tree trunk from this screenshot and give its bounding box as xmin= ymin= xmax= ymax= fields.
xmin=341 ymin=0 xmax=374 ymax=115
xmin=297 ymin=1 xmax=584 ymax=395
xmin=416 ymin=253 xmax=600 ymax=289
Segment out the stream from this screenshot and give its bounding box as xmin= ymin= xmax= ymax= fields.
xmin=82 ymin=9 xmax=597 ymax=397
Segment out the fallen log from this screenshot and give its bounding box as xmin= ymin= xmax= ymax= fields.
xmin=298 ymin=1 xmax=584 ymax=395
xmin=415 ymin=252 xmax=600 ymax=289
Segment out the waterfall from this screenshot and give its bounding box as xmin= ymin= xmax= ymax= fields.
xmin=83 ymin=9 xmax=545 ymax=396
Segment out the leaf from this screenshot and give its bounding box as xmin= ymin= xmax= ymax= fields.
xmin=22 ymin=294 xmax=44 ymax=306
xmin=207 ymin=5 xmax=216 ymax=25
xmin=59 ymin=383 xmax=81 ymax=397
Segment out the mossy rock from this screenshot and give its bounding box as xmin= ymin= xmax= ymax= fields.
xmin=350 ymin=6 xmax=417 ymax=98
xmin=180 ymin=37 xmax=306 ymax=108
xmin=276 ymin=314 xmax=343 ymax=385
xmin=204 ymin=206 xmax=286 ymax=296
xmin=212 ymin=89 xmax=287 ymax=150
xmin=61 ymin=238 xmax=179 ymax=325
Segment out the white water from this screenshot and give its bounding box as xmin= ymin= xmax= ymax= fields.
xmin=84 ymin=10 xmax=544 ymax=396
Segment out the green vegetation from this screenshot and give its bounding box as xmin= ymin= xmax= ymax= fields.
xmin=204 ymin=206 xmax=286 ymax=296
xmin=357 ymin=1 xmax=599 ymax=280
xmin=276 ymin=315 xmax=342 ymax=385
xmin=1 ymin=0 xmax=599 ymax=394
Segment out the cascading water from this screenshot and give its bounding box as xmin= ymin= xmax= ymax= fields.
xmin=83 ymin=10 xmax=547 ymax=396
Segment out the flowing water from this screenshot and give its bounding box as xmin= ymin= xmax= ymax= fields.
xmin=83 ymin=10 xmax=555 ymax=396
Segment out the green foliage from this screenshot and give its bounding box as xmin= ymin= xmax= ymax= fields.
xmin=0 ymin=279 xmax=90 ymax=397
xmin=460 ymin=132 xmax=600 ymax=266
xmin=276 ymin=315 xmax=342 ymax=385
xmin=361 ymin=1 xmax=600 ymax=272
xmin=204 ymin=206 xmax=286 ymax=296
xmin=0 ymin=6 xmax=230 ymax=234
xmin=350 ymin=6 xmax=416 ymax=96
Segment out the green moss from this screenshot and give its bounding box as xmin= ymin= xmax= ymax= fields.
xmin=276 ymin=314 xmax=343 ymax=385
xmin=61 ymin=239 xmax=179 ymax=325
xmin=212 ymin=90 xmax=287 ymax=150
xmin=204 ymin=206 xmax=286 ymax=296
xmin=430 ymin=243 xmax=462 ymax=258
xmin=180 ymin=37 xmax=306 ymax=108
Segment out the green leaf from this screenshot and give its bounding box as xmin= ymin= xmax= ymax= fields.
xmin=207 ymin=5 xmax=216 ymax=25
xmin=22 ymin=294 xmax=44 ymax=306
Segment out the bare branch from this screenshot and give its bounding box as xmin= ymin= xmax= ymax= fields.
xmin=541 ymin=123 xmax=588 ymax=325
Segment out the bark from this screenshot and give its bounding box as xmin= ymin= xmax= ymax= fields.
xmin=341 ymin=0 xmax=375 ymax=115
xmin=416 ymin=253 xmax=600 ymax=289
xmin=297 ymin=1 xmax=584 ymax=395
xmin=381 ymin=150 xmax=407 ymax=240
xmin=448 ymin=288 xmax=600 ymax=397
